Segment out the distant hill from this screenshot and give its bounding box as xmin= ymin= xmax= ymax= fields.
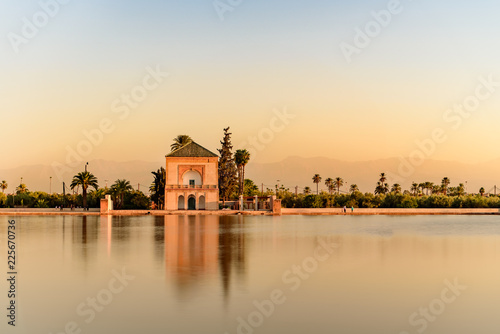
xmin=1 ymin=157 xmax=499 ymax=195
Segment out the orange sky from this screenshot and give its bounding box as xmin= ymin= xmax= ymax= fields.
xmin=2 ymin=0 xmax=500 ymax=169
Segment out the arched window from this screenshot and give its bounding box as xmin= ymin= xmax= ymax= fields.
xmin=182 ymin=170 xmax=202 ymax=187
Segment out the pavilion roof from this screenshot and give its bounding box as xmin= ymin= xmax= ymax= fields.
xmin=166 ymin=141 xmax=218 ymax=158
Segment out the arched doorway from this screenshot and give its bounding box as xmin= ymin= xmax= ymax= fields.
xmin=188 ymin=196 xmax=196 ymax=210
xmin=178 ymin=195 xmax=185 ymax=210
xmin=199 ymin=196 xmax=206 ymax=210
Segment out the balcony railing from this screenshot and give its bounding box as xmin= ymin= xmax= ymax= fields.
xmin=166 ymin=185 xmax=218 ymax=189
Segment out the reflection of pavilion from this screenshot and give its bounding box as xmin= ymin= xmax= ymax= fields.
xmin=163 ymin=215 xmax=246 ymax=300
xmin=164 ymin=215 xmax=219 ymax=283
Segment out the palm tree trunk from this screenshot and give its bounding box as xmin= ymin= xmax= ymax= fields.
xmin=239 ymin=166 xmax=243 ymax=196
xmin=241 ymin=165 xmax=245 ymax=195
xmin=83 ymin=187 xmax=87 ymax=210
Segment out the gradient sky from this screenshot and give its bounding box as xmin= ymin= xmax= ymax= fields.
xmin=1 ymin=0 xmax=500 ymax=169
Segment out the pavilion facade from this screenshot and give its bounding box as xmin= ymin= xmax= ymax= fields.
xmin=164 ymin=142 xmax=219 ymax=211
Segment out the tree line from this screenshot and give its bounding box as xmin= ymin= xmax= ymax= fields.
xmin=0 ymin=128 xmax=253 ymax=210
xmin=0 ymin=177 xmax=149 ymax=210
xmin=2 ymin=131 xmax=497 ymax=209
xmin=277 ymin=172 xmax=499 ymax=209
xmin=311 ymin=173 xmax=487 ymax=197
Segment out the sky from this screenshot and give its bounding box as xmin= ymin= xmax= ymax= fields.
xmin=1 ymin=0 xmax=500 ymax=171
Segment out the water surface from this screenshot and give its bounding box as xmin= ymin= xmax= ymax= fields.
xmin=1 ymin=215 xmax=499 ymax=334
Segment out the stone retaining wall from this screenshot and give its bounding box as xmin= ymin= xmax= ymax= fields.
xmin=281 ymin=208 xmax=500 ymax=215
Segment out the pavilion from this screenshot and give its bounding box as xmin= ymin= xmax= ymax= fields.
xmin=164 ymin=141 xmax=219 ymax=210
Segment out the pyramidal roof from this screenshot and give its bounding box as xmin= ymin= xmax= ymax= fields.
xmin=166 ymin=141 xmax=218 ymax=158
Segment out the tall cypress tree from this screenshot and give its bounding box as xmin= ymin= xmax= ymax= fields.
xmin=218 ymin=127 xmax=238 ymax=203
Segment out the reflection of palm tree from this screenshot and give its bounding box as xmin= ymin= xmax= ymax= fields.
xmin=312 ymin=174 xmax=321 ymax=195
xmin=234 ymin=149 xmax=251 ymax=196
xmin=1 ymin=180 xmax=7 ymax=193
xmin=70 ymin=172 xmax=98 ymax=210
xmin=218 ymin=216 xmax=246 ymax=306
xmin=171 ymin=135 xmax=192 ymax=152
xmin=111 ymin=179 xmax=133 ymax=209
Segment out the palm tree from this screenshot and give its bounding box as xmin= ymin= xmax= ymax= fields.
xmin=391 ymin=183 xmax=402 ymax=194
xmin=303 ymin=187 xmax=312 ymax=195
xmin=375 ymin=182 xmax=389 ymax=195
xmin=424 ymin=182 xmax=434 ymax=195
xmin=479 ymin=187 xmax=485 ymax=196
xmin=70 ymin=172 xmax=98 ymax=210
xmin=325 ymin=178 xmax=334 ymax=194
xmin=15 ymin=183 xmax=28 ymax=194
xmin=441 ymin=177 xmax=450 ymax=195
xmin=457 ymin=183 xmax=465 ymax=196
xmin=334 ymin=177 xmax=344 ymax=195
xmin=375 ymin=173 xmax=389 ymax=195
xmin=234 ymin=149 xmax=251 ymax=196
xmin=312 ymin=174 xmax=322 ymax=195
xmin=349 ymin=184 xmax=359 ymax=194
xmin=411 ymin=182 xmax=419 ymax=196
xmin=111 ymin=179 xmax=133 ymax=209
xmin=150 ymin=167 xmax=166 ymax=209
xmin=170 ymin=135 xmax=192 ymax=152
xmin=1 ymin=180 xmax=7 ymax=193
